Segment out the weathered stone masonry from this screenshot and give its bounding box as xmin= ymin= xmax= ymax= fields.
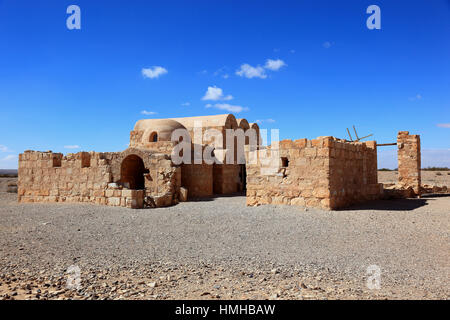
xmin=397 ymin=131 xmax=421 ymax=195
xmin=17 ymin=149 xmax=178 ymax=209
xmin=17 ymin=113 xmax=421 ymax=210
xmin=246 ymin=136 xmax=382 ymax=210
xmin=18 ymin=114 xmax=254 ymax=209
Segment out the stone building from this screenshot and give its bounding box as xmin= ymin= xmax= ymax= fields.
xmin=18 ymin=114 xmax=255 ymax=209
xmin=17 ymin=114 xmax=421 ymax=210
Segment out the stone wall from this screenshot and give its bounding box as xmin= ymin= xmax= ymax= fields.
xmin=397 ymin=131 xmax=421 ymax=195
xmin=328 ymin=140 xmax=381 ymax=208
xmin=246 ymin=138 xmax=332 ymax=208
xmin=18 ymin=149 xmax=181 ymax=208
xmin=213 ymin=164 xmax=243 ymax=194
xmin=180 ymin=163 xmax=213 ymax=199
xmin=18 ymin=151 xmax=114 ymax=205
xmin=246 ymin=136 xmax=381 ymax=210
xmin=143 ymin=153 xmax=181 ymax=207
xmin=129 ymin=130 xmax=177 ymax=154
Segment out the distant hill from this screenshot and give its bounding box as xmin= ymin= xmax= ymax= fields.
xmin=0 ymin=169 xmax=18 ymax=177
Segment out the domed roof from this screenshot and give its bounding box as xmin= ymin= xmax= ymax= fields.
xmin=133 ymin=119 xmax=187 ymax=142
xmin=249 ymin=122 xmax=260 ymax=131
xmin=170 ymin=114 xmax=238 ymax=129
xmin=248 ymin=122 xmax=261 ymax=145
xmin=237 ymin=118 xmax=250 ymax=130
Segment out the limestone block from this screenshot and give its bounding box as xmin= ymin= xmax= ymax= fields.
xmin=291 ymin=197 xmax=306 ymax=207
xmin=107 ymin=197 xmax=121 ymax=206
xmin=179 ymin=187 xmax=188 ymax=202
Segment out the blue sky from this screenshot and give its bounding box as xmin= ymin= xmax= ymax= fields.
xmin=0 ymin=0 xmax=449 ymax=169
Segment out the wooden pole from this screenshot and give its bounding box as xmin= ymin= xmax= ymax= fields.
xmin=353 ymin=125 xmax=360 ymax=140
xmin=358 ymin=134 xmax=373 ymax=140
xmin=346 ymin=128 xmax=353 ymax=141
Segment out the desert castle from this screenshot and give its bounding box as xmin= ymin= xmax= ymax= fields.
xmin=17 ymin=114 xmax=421 ymax=209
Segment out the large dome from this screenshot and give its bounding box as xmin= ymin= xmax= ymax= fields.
xmin=170 ymin=114 xmax=238 ymax=129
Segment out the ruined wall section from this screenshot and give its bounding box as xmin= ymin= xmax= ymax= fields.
xmin=144 ymin=153 xmax=181 ymax=207
xmin=397 ymin=131 xmax=421 ymax=195
xmin=180 ymin=164 xmax=213 ymax=198
xmin=328 ymin=140 xmax=382 ymax=208
xmin=246 ymin=137 xmax=381 ymax=210
xmin=213 ymin=164 xmax=243 ymax=194
xmin=246 ymin=138 xmax=332 ymax=209
xmin=109 ymin=148 xmax=181 ymax=207
xmin=18 ymin=151 xmax=115 ymax=205
xmin=18 ymin=149 xmax=181 ymax=208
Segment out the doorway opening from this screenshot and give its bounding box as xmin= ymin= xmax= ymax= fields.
xmin=120 ymin=154 xmax=147 ymax=189
xmin=239 ymin=164 xmax=247 ymax=192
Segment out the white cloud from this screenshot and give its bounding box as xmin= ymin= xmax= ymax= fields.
xmin=0 ymin=145 xmax=11 ymax=152
xmin=323 ymin=41 xmax=333 ymax=49
xmin=201 ymin=86 xmax=233 ymax=101
xmin=0 ymin=154 xmax=17 ymax=169
xmin=290 ymin=49 xmax=296 ymax=54
xmin=205 ymin=103 xmax=248 ymax=113
xmin=222 ymin=74 xmax=229 ymax=79
xmin=142 ymin=66 xmax=168 ymax=79
xmin=437 ymin=123 xmax=450 ymax=128
xmin=264 ymin=59 xmax=286 ymax=71
xmin=2 ymin=154 xmax=16 ymax=160
xmin=236 ymin=64 xmax=267 ymax=79
xmin=409 ymin=94 xmax=422 ymax=101
xmin=236 ymin=59 xmax=287 ymax=78
xmin=141 ymin=110 xmax=158 ymax=115
xmin=255 ymin=119 xmax=276 ymax=124
xmin=181 ymin=102 xmax=190 ymax=107
xmin=213 ymin=67 xmax=228 ymax=77
xmin=64 ymin=145 xmax=80 ymax=149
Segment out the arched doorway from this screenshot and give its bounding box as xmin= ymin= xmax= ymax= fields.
xmin=120 ymin=155 xmax=147 ymax=189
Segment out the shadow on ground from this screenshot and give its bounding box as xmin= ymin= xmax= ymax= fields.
xmin=345 ymin=197 xmax=434 ymax=211
xmin=187 ymin=192 xmax=246 ymax=202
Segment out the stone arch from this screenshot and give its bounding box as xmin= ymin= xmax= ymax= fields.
xmin=111 ymin=148 xmax=155 ymax=184
xmin=120 ymin=154 xmax=147 ymax=189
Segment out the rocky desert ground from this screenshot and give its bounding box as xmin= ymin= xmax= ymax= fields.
xmin=0 ymin=172 xmax=449 ymax=300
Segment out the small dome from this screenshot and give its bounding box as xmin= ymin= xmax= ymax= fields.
xmin=133 ymin=119 xmax=187 ymax=142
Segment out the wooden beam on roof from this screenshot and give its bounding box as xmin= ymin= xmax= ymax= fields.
xmin=376 ymin=143 xmax=397 ymax=146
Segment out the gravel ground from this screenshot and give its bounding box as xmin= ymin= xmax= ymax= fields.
xmin=0 ymin=177 xmax=17 ymax=192
xmin=0 ymin=191 xmax=449 ymax=300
